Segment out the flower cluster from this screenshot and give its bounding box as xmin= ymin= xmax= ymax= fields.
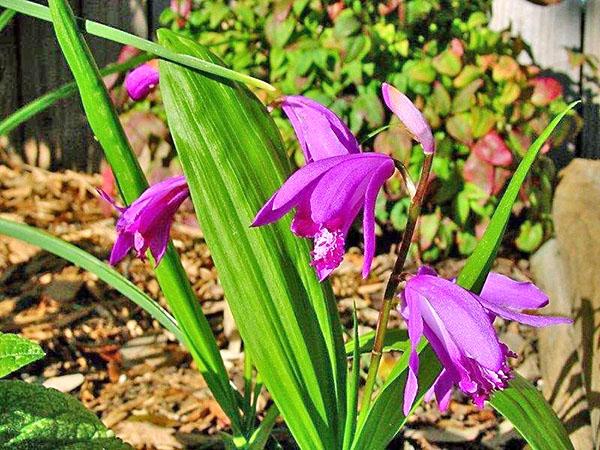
xmin=102 ymin=81 xmax=570 ymax=412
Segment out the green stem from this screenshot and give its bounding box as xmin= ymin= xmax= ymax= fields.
xmin=358 ymin=153 xmax=433 ymax=424
xmin=0 ymin=53 xmax=152 ymax=136
xmin=0 ymin=0 xmax=276 ymax=92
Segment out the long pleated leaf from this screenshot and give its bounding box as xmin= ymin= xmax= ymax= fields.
xmin=158 ymin=29 xmax=347 ymax=450
xmin=0 ymin=217 xmax=183 ymax=342
xmin=46 ymin=0 xmax=243 ymax=433
xmin=0 ymin=0 xmax=274 ymax=91
xmin=353 ymin=102 xmax=578 ymax=450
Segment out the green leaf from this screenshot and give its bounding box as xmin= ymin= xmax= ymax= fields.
xmin=0 ymin=7 xmax=16 ymax=32
xmin=489 ymin=375 xmax=574 ymax=450
xmin=0 ymin=0 xmax=274 ymax=92
xmin=0 ymin=218 xmax=183 ymax=343
xmin=515 ymin=220 xmax=543 ymax=252
xmin=0 ymin=53 xmax=152 ymax=136
xmin=457 ymin=101 xmax=579 ymax=292
xmin=248 ymin=405 xmax=280 ymax=450
xmin=351 ymin=345 xmax=440 ymax=450
xmin=0 ymin=333 xmax=44 ymax=378
xmin=343 ymin=306 xmax=360 ymax=450
xmin=47 ymin=0 xmax=242 ymax=433
xmin=158 ymin=29 xmax=346 ymax=450
xmin=0 ymin=380 xmax=131 ymax=449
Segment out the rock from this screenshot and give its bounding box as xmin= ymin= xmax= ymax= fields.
xmin=43 ymin=373 xmax=85 ymax=392
xmin=552 ymin=158 xmax=600 ymax=447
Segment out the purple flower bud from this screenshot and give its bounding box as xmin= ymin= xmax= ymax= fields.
xmin=124 ymin=64 xmax=160 ymax=101
xmin=382 ymin=83 xmax=435 ymax=154
xmin=399 ymin=266 xmax=571 ymax=414
xmin=99 ymin=175 xmax=189 ymax=265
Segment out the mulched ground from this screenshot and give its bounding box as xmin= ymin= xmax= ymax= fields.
xmin=0 ymin=154 xmax=538 ymax=449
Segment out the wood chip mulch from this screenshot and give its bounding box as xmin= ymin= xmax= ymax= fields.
xmin=0 ymin=155 xmax=537 ymax=449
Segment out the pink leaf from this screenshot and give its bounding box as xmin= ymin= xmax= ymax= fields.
xmin=472 ymin=131 xmax=513 ymax=166
xmin=530 ymin=77 xmax=563 ymax=106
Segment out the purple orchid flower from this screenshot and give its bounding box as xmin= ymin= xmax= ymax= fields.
xmin=399 ymin=266 xmax=571 ymax=415
xmin=253 ymin=85 xmax=430 ymax=280
xmin=124 ymin=63 xmax=159 ymax=101
xmin=99 ymin=175 xmax=189 ymax=265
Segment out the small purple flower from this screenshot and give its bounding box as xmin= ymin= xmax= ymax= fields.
xmin=99 ymin=175 xmax=189 ymax=265
xmin=399 ymin=266 xmax=571 ymax=414
xmin=124 ymin=63 xmax=159 ymax=101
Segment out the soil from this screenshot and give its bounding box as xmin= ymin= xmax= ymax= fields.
xmin=0 ymin=155 xmax=538 ymax=449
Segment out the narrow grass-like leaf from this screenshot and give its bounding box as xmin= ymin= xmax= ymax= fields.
xmin=248 ymin=405 xmax=280 ymax=450
xmin=0 ymin=217 xmax=183 ymax=342
xmin=351 ymin=343 xmax=439 ymax=450
xmin=0 ymin=0 xmax=275 ymax=92
xmin=342 ymin=306 xmax=361 ymax=450
xmin=345 ymin=329 xmax=408 ymax=356
xmin=47 ymin=0 xmax=243 ymax=433
xmin=353 ymin=102 xmax=579 ymax=450
xmin=0 ymin=333 xmax=44 ymax=378
xmin=457 ymin=101 xmax=580 ymax=292
xmin=0 ymin=7 xmax=15 ymax=31
xmin=0 ymin=53 xmax=151 ymax=136
xmin=158 ymin=29 xmax=347 ymax=449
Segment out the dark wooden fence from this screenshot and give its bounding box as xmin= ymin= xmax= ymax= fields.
xmin=0 ymin=0 xmax=599 ymax=170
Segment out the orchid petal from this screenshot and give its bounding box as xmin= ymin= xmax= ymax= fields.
xmin=382 ymin=83 xmax=435 ymax=154
xmin=409 ymin=274 xmax=503 ymax=369
xmin=403 ymin=287 xmax=424 ymax=416
xmin=362 ymin=162 xmax=395 ymax=278
xmin=480 ymin=272 xmax=549 ymax=309
xmin=282 ymin=96 xmax=360 ymax=162
xmin=476 ymin=294 xmax=572 ymax=327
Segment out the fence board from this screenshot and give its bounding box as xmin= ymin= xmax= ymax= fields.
xmin=490 ymin=0 xmax=583 ymax=82
xmin=83 ymin=0 xmax=148 ymax=171
xmin=582 ymin=0 xmax=600 ymax=158
xmin=18 ymin=0 xmax=83 ymax=169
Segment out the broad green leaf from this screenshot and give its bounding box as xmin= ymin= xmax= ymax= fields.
xmin=158 ymin=29 xmax=347 ymax=449
xmin=353 ymin=102 xmax=579 ymax=450
xmin=0 ymin=333 xmax=44 ymax=378
xmin=47 ymin=0 xmax=242 ymax=433
xmin=0 ymin=218 xmax=183 ymax=343
xmin=0 ymin=380 xmax=131 ymax=449
xmin=0 ymin=0 xmax=273 ymax=91
xmin=0 ymin=53 xmax=152 ymax=136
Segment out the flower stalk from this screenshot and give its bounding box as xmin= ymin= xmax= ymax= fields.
xmin=359 ymin=152 xmax=434 ymax=420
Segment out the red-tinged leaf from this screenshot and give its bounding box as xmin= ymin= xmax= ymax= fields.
xmin=530 ymin=77 xmax=563 ymax=106
xmin=464 ymin=152 xmax=494 ymax=195
xmin=450 ymin=38 xmax=464 ymax=56
xmin=432 ymin=49 xmax=462 ymax=77
xmin=473 ymin=131 xmax=513 ymax=166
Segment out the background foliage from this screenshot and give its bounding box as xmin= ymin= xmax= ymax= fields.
xmin=114 ymin=0 xmax=581 ymax=260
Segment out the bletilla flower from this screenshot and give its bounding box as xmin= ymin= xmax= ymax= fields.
xmin=399 ymin=266 xmax=571 ymax=415
xmin=253 ymin=85 xmax=432 ymax=280
xmin=124 ymin=63 xmax=159 ymax=101
xmin=99 ymin=175 xmax=190 ymax=265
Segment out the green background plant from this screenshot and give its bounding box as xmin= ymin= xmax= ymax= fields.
xmin=147 ymin=0 xmax=581 ymax=259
